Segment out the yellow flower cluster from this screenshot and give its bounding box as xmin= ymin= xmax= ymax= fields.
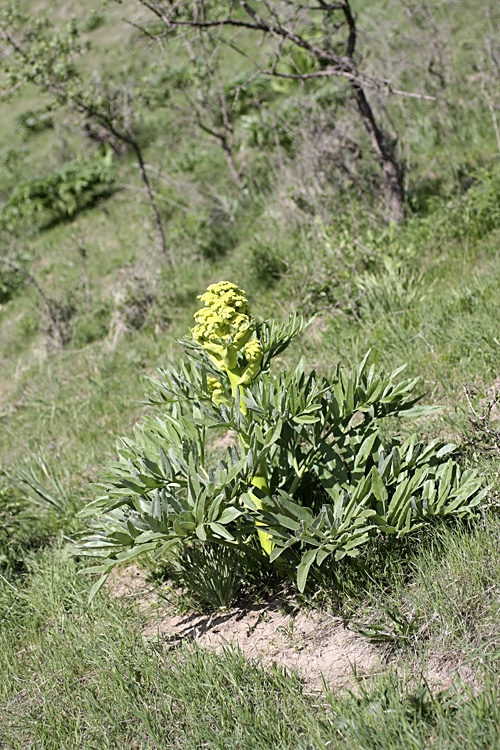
xmin=239 ymin=338 xmax=263 ymax=385
xmin=207 ymin=376 xmax=223 ymax=395
xmin=193 ymin=281 xmax=263 ymax=398
xmin=197 ymin=281 xmax=249 ymax=315
xmin=243 ymin=338 xmax=262 ymax=363
xmin=192 ymin=282 xmax=251 ymax=348
xmin=206 ymin=376 xmax=228 ymax=406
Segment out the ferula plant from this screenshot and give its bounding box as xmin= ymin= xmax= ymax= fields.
xmin=79 ymin=282 xmax=489 ymax=598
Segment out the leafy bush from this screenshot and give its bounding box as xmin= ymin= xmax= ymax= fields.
xmin=16 ymin=107 xmax=54 ymax=137
xmin=240 ymin=107 xmax=295 ymax=151
xmin=0 ymin=156 xmax=115 ymax=232
xmin=79 ymin=283 xmax=489 ymax=598
xmin=0 ymin=146 xmax=29 ymax=174
xmin=78 ymin=11 xmax=105 ymax=33
xmin=248 ymin=239 xmax=287 ymax=287
xmin=224 ymin=71 xmax=273 ymax=116
xmin=170 ymin=205 xmax=239 ymax=260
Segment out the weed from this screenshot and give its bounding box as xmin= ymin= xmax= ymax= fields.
xmin=163 ymin=542 xmax=249 ymax=611
xmin=5 ymin=452 xmax=79 ymax=521
xmin=79 ymin=283 xmax=489 ymax=600
xmin=0 ymin=158 xmax=116 ymax=232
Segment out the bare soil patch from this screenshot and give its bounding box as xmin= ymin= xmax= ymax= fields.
xmin=107 ymin=565 xmax=475 ymax=692
xmin=143 ymin=601 xmax=382 ymax=691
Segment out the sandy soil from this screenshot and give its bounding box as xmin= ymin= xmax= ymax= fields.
xmin=107 ymin=565 xmax=478 ymax=692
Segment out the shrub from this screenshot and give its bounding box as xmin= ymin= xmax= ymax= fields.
xmin=15 ymin=107 xmax=54 ymax=137
xmin=0 ymin=156 xmax=115 ymax=232
xmin=248 ymin=240 xmax=287 ymax=287
xmin=79 ymin=283 xmax=489 ymax=599
xmin=78 ymin=11 xmax=105 ymax=33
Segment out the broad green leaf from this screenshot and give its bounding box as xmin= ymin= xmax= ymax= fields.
xmin=209 ymin=522 xmax=235 ymax=540
xmin=217 ymin=506 xmax=243 ymax=524
xmin=297 ymin=548 xmax=318 ymax=592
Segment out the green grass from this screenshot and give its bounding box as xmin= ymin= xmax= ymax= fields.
xmin=1 ymin=544 xmax=500 ymax=749
xmin=346 ymin=515 xmax=500 ymax=674
xmin=1 ymin=0 xmax=500 ymax=746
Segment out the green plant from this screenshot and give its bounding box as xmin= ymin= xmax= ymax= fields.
xmin=240 ymin=108 xmax=294 ymax=151
xmin=164 ymin=542 xmax=249 ymax=611
xmin=78 ymin=282 xmax=489 ymax=598
xmin=0 ymin=261 xmax=24 ymax=303
xmin=0 ymin=146 xmax=29 ymax=174
xmin=78 ymin=11 xmax=105 ymax=33
xmin=71 ymin=301 xmax=112 ymax=347
xmin=15 ymin=107 xmax=54 ymax=137
xmin=459 ymin=166 xmax=500 ymax=239
xmin=0 ymin=484 xmax=35 ymax=573
xmin=0 ymin=156 xmax=115 ymax=232
xmin=352 ymin=605 xmax=423 ymax=649
xmin=6 ymin=452 xmax=78 ymax=521
xmin=248 ymin=240 xmax=287 ymax=287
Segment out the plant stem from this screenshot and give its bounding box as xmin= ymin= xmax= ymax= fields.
xmin=249 ymin=460 xmax=274 ymax=556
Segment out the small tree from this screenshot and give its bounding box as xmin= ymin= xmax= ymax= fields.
xmin=181 ymin=34 xmax=246 ymax=190
xmin=0 ymin=4 xmax=175 ymax=266
xmin=136 ymin=0 xmax=406 ymax=223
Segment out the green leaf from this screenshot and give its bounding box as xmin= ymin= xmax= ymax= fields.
xmin=88 ymin=569 xmax=112 ymax=602
xmin=209 ymin=522 xmax=234 ymax=540
xmin=217 ymin=506 xmax=243 ymax=524
xmin=297 ymin=548 xmax=318 ymax=593
xmin=115 ymin=542 xmax=158 ymax=563
xmin=195 ymin=524 xmax=207 ymax=541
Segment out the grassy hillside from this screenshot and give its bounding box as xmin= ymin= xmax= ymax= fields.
xmin=1 ymin=0 xmax=500 ymax=746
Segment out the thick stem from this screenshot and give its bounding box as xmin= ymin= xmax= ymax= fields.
xmin=349 ymin=81 xmax=405 ymax=224
xmin=228 ymin=370 xmax=244 ymax=410
xmin=231 ymin=374 xmax=273 ymax=556
xmin=249 ymin=461 xmax=274 ymax=556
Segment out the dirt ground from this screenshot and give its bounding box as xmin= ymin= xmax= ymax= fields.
xmin=107 ymin=565 xmax=476 ymax=692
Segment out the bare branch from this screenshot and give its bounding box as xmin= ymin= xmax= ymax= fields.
xmin=483 ymin=85 xmax=500 ymax=157
xmin=135 ymin=0 xmax=406 ymax=221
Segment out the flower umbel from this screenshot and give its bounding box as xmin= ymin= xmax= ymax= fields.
xmin=192 ymin=282 xmax=252 ymax=370
xmin=206 ymin=376 xmax=229 ymax=407
xmin=240 ymin=338 xmax=263 ymax=385
xmin=192 ymin=281 xmax=265 ymax=395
